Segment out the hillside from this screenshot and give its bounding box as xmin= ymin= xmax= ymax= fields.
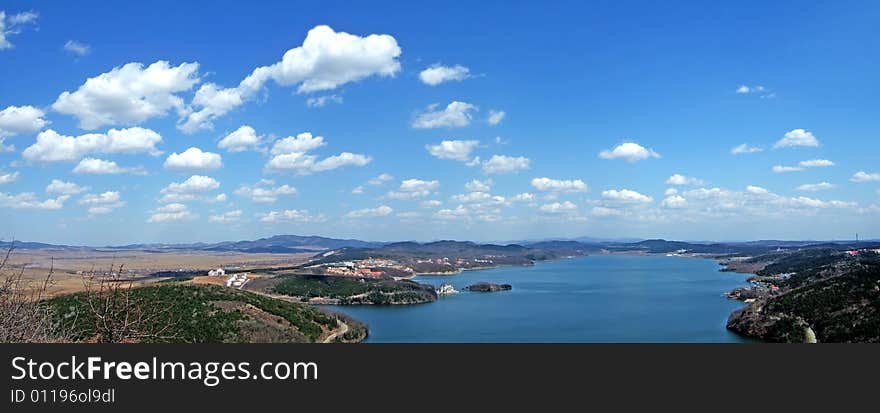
xmin=726 ymin=249 xmax=880 ymax=342
xmin=47 ymin=283 xmax=367 ymax=343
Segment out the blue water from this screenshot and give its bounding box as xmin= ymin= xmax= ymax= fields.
xmin=327 ymin=255 xmax=752 ymax=342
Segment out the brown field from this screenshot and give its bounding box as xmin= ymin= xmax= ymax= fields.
xmin=2 ymin=249 xmax=312 ymax=297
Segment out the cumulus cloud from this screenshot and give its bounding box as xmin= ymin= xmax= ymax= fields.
xmin=661 ymin=195 xmax=687 ymax=208
xmin=265 ymin=132 xmax=370 ymax=174
xmin=218 ymin=125 xmax=264 ymax=152
xmin=465 ymin=179 xmax=492 ymax=192
xmin=46 ymin=179 xmax=87 ymax=195
xmin=63 ymin=40 xmax=91 ymax=56
xmin=345 ymin=205 xmax=393 ymax=219
xmin=0 ymin=192 xmax=69 ymax=210
xmin=159 ymin=175 xmax=221 ymax=203
xmin=148 ymin=203 xmax=197 ymax=223
xmin=531 ymin=177 xmax=588 ymax=192
xmin=599 ymin=142 xmax=661 ymax=162
xmin=420 ymin=200 xmax=443 ymax=209
xmin=487 ymin=109 xmax=506 ymax=126
xmin=234 ymin=180 xmax=297 ymax=203
xmin=419 ymin=64 xmax=470 ymax=86
xmin=0 ymin=171 xmax=19 ymax=184
xmin=73 ymin=158 xmax=134 ymax=175
xmin=306 ymin=94 xmax=343 ymax=108
xmin=79 ymin=191 xmax=125 ymax=216
xmin=209 ymin=210 xmax=243 ymax=223
xmin=730 ymin=143 xmax=763 ymax=155
xmin=796 ymin=182 xmax=834 ymax=192
xmin=0 ymin=10 xmax=38 ymax=50
xmin=387 ymin=179 xmax=439 ymax=199
xmin=367 ymin=173 xmax=394 ymax=186
xmin=773 ymin=129 xmax=819 ymax=149
xmin=540 ymin=201 xmax=578 ymax=214
xmin=164 ymin=147 xmax=222 ymax=172
xmin=851 ymin=171 xmax=880 ymax=183
xmin=481 ymin=155 xmax=530 ymax=174
xmin=425 ymin=140 xmax=479 ymax=161
xmin=601 ymin=189 xmax=653 ymax=204
xmin=52 ymin=61 xmax=199 ymax=129
xmin=179 ymin=25 xmax=401 ymax=132
xmin=798 ymin=159 xmax=835 ymax=168
xmin=259 ymin=209 xmax=326 ymax=223
xmin=412 ymin=101 xmax=477 ymax=129
xmin=0 ymin=105 xmax=49 ymax=137
xmin=22 ymin=127 xmax=162 ymax=163
xmin=772 ymin=165 xmax=804 ymax=173
xmin=665 ymin=174 xmax=704 ymax=186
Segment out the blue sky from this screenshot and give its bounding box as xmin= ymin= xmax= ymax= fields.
xmin=1 ymin=0 xmax=878 ymax=245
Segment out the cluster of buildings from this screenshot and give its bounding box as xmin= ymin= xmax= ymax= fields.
xmin=312 ymin=259 xmax=412 ymax=278
xmin=225 ymin=273 xmax=249 ymax=288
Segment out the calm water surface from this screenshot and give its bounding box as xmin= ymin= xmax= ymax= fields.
xmin=327 ymin=255 xmax=751 ymax=342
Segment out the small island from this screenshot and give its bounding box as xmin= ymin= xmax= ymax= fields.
xmin=463 ymin=282 xmax=512 ymax=292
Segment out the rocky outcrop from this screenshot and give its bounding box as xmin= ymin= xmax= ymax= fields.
xmin=463 ymin=282 xmax=512 ymax=292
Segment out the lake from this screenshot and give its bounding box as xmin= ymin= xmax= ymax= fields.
xmin=327 ymin=255 xmax=753 ymax=342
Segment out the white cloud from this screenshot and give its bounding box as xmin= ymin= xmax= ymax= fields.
xmin=434 ymin=205 xmax=470 ymax=220
xmin=773 ymin=129 xmax=819 ymax=149
xmin=46 ymin=179 xmax=87 ymax=195
xmin=730 ymin=143 xmax=763 ymax=155
xmin=735 ymin=85 xmax=769 ymax=95
xmin=665 ymin=174 xmax=704 ymax=186
xmin=419 ymin=64 xmax=470 ymax=86
xmin=22 ymin=127 xmax=162 ymax=163
xmin=209 ymin=210 xmax=243 ymax=223
xmin=218 ymin=125 xmax=263 ymax=152
xmin=179 ymin=25 xmax=401 ymax=132
xmin=425 ymin=140 xmax=479 ymax=161
xmin=159 ymin=175 xmax=220 ymax=203
xmin=451 ymin=191 xmax=508 ymax=206
xmin=851 ymin=171 xmax=880 ymax=183
xmin=539 ymin=201 xmax=578 ymax=213
xmin=591 ymin=206 xmax=624 ymax=216
xmin=258 ymin=209 xmax=326 ymax=223
xmin=63 ymin=40 xmax=91 ymax=56
xmin=0 ymin=192 xmax=68 ymax=210
xmin=465 ymin=179 xmax=492 ymax=192
xmin=52 ymin=61 xmax=200 ymax=129
xmin=306 ymin=94 xmax=343 ymax=108
xmin=599 ymin=142 xmax=661 ymax=162
xmin=367 ymin=173 xmax=394 ymax=186
xmin=487 ymin=109 xmax=506 ymax=126
xmin=481 ymin=155 xmax=530 ymax=174
xmin=420 ymin=200 xmax=443 ymax=209
xmin=772 ymin=165 xmax=804 ymax=173
xmin=601 ymin=189 xmax=653 ymax=204
xmin=746 ymin=185 xmax=769 ymax=195
xmin=796 ymin=182 xmax=834 ymax=192
xmin=798 ymin=159 xmax=835 ymax=168
xmin=148 ymin=203 xmax=197 ymax=223
xmin=79 ymin=191 xmax=125 ymax=216
xmin=0 ymin=10 xmax=38 ymax=50
xmin=0 ymin=171 xmax=18 ymax=184
xmin=412 ymin=101 xmax=477 ymax=129
xmin=270 ymin=132 xmax=325 ymax=155
xmin=387 ymin=179 xmax=440 ymax=199
xmin=510 ymin=193 xmax=535 ymax=202
xmin=164 ymin=147 xmax=222 ymax=172
xmin=531 ymin=177 xmax=588 ymax=192
xmin=345 ymin=205 xmax=393 ymax=218
xmin=0 ymin=105 xmax=49 ymax=137
xmin=234 ymin=181 xmax=297 ymax=203
xmin=73 ymin=157 xmax=144 ymax=175
xmin=661 ymin=195 xmax=687 ymax=208
xmin=265 ymin=132 xmax=370 ymax=174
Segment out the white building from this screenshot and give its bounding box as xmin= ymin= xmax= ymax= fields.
xmin=208 ymin=268 xmax=225 ymax=277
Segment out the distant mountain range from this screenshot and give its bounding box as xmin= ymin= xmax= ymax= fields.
xmin=1 ymin=235 xmax=878 ymax=254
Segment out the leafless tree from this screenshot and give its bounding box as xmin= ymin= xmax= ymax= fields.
xmin=0 ymin=244 xmax=71 ymax=343
xmin=80 ymin=263 xmax=177 ymax=343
